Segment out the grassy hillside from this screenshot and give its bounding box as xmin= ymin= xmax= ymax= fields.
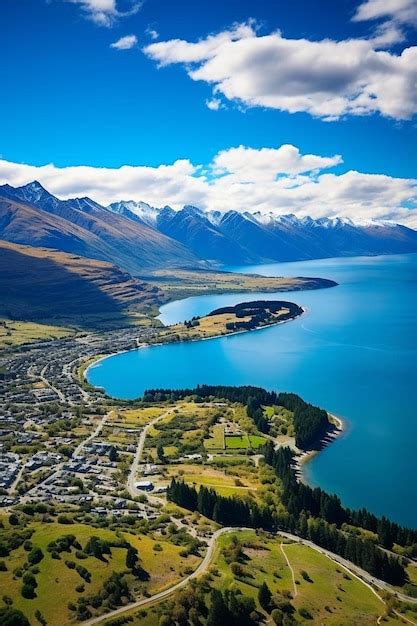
xmin=0 ymin=518 xmax=201 ymax=626
xmin=0 ymin=240 xmax=165 ymax=329
xmin=102 ymin=530 xmax=409 ymax=625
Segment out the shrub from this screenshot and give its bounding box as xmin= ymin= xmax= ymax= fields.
xmin=0 ymin=607 xmax=30 ymax=626
xmin=0 ymin=561 xmax=7 ymax=571
xmin=21 ymin=583 xmax=36 ymax=599
xmin=299 ymin=607 xmax=313 ymax=619
xmin=271 ymin=608 xmax=284 ymax=625
xmin=22 ymin=572 xmax=37 ymax=588
xmin=27 ymin=547 xmax=43 ymax=565
xmin=75 ymin=550 xmax=88 ymax=559
xmin=34 ymin=609 xmax=47 ymax=625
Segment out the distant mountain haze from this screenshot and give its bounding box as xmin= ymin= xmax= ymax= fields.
xmin=1 ymin=182 xmax=417 ymax=271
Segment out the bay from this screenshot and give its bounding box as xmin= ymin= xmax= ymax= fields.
xmin=87 ymin=254 xmax=417 ymax=527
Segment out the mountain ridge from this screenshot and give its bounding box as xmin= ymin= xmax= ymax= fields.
xmin=0 ymin=182 xmax=201 ymax=274
xmin=1 ymin=181 xmax=417 ymax=267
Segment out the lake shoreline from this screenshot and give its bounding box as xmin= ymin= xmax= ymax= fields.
xmin=293 ymin=413 xmax=347 ymax=484
xmin=85 ymin=304 xmax=306 ymax=386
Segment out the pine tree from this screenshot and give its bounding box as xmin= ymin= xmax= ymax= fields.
xmin=207 ymin=589 xmax=230 ymax=626
xmin=258 ymin=581 xmax=272 ymax=612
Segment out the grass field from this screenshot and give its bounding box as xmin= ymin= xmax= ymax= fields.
xmin=0 ymin=520 xmax=201 ymax=626
xmin=204 ymin=424 xmax=225 ymax=450
xmin=0 ymin=319 xmax=75 ymax=350
xmin=225 ymin=434 xmax=266 ymax=449
xmin=163 ymin=464 xmax=260 ymax=498
xmin=109 ymin=406 xmax=168 ymax=428
xmin=284 ymin=542 xmax=385 ymax=625
xmin=210 ymin=531 xmax=390 ymax=625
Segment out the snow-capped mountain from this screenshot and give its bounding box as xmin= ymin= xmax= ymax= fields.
xmin=108 ymin=200 xmax=417 ymax=263
xmin=108 ymin=200 xmax=160 ymax=227
xmin=2 ymin=181 xmax=417 ymax=268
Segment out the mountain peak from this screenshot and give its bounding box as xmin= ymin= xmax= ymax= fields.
xmin=19 ymin=180 xmax=50 ymax=195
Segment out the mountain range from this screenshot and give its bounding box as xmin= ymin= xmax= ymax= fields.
xmin=1 ymin=181 xmax=417 ymax=273
xmin=110 ymin=198 xmax=417 ymax=265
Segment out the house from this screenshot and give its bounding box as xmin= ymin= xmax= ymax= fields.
xmin=135 ymin=480 xmax=154 ymax=492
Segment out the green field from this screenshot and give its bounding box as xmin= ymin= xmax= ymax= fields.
xmin=225 ymin=434 xmax=266 ymax=449
xmin=204 ymin=424 xmax=225 ymax=450
xmin=164 ymin=464 xmax=260 ymax=498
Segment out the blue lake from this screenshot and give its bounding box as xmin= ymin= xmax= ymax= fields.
xmin=87 ymin=254 xmax=417 ymax=528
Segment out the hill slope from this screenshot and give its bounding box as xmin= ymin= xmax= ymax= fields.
xmin=0 ymin=183 xmax=199 ymax=274
xmin=0 ymin=240 xmax=164 ymax=328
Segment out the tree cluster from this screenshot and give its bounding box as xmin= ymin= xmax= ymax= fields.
xmin=167 ymin=479 xmax=273 ymax=529
xmin=277 ymin=393 xmax=329 ymax=449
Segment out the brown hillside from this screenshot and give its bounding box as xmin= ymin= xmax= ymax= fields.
xmin=0 ymin=240 xmax=164 ymax=328
xmin=0 ymin=193 xmax=199 ymax=274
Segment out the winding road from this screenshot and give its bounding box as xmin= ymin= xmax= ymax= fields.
xmin=84 ymin=523 xmax=417 ymax=626
xmin=80 ymin=402 xmax=417 ymax=625
xmin=84 ymin=526 xmax=242 ymax=626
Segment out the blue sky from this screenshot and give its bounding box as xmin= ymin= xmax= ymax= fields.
xmin=1 ymin=0 xmax=416 ymax=223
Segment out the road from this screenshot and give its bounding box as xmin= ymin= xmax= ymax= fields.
xmin=74 ymin=410 xmax=110 ymax=457
xmin=40 ymin=363 xmax=66 ymax=403
xmin=126 ymin=407 xmax=175 ymax=498
xmin=84 ymin=526 xmax=245 ymax=626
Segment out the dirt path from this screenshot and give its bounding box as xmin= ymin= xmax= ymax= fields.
xmin=280 ymin=541 xmax=298 ymax=597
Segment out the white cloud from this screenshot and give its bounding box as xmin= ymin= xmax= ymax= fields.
xmin=145 ymin=27 xmax=159 ymax=41
xmin=143 ymin=22 xmax=417 ymax=121
xmin=0 ymin=145 xmax=416 ymax=225
xmin=67 ymin=0 xmax=141 ymax=27
xmin=353 ymin=0 xmax=417 ymax=26
xmin=212 ymin=145 xmax=342 ymax=179
xmin=353 ymin=0 xmax=417 ymax=48
xmin=110 ymin=34 xmax=137 ymax=49
xmin=205 ymin=97 xmax=222 ymax=111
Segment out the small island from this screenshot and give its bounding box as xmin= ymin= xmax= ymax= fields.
xmin=156 ymin=299 xmax=304 ymax=344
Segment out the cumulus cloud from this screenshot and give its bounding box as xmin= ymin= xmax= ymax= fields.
xmin=0 ymin=145 xmax=416 ymax=225
xmin=67 ymin=0 xmax=141 ymax=27
xmin=143 ymin=22 xmax=417 ymax=121
xmin=212 ymin=145 xmax=343 ymax=179
xmin=110 ymin=34 xmax=137 ymax=49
